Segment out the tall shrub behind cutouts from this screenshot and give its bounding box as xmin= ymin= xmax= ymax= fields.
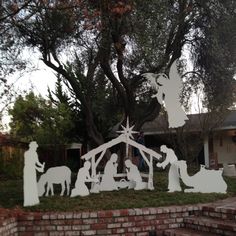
xmin=0 ymin=146 xmax=24 ymax=179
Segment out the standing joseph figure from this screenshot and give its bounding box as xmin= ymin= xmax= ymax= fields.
xmin=23 ymin=141 xmax=44 ymax=207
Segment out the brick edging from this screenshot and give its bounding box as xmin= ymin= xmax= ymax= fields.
xmin=0 ymin=204 xmax=205 ymax=236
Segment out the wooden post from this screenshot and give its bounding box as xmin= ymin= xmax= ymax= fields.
xmin=148 ymin=155 xmax=154 ymax=190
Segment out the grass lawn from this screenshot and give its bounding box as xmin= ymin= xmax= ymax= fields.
xmin=0 ymin=170 xmax=235 ymax=212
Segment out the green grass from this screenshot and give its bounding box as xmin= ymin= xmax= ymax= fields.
xmin=0 ymin=171 xmax=235 ymax=212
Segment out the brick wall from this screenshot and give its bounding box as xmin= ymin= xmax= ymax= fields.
xmin=0 ymin=205 xmax=203 ymax=236
xmin=0 ymin=209 xmax=18 ymax=236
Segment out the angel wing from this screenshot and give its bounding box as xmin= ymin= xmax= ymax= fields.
xmin=168 ymin=60 xmax=183 ymax=96
xmin=142 ymin=73 xmax=159 ymax=91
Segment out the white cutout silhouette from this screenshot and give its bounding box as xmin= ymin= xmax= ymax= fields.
xmin=23 ymin=141 xmax=45 ymax=207
xmin=71 ymin=161 xmax=98 ymax=197
xmin=176 ymin=160 xmax=227 ymax=193
xmin=81 ymin=119 xmax=162 ymax=191
xmin=143 ymin=60 xmax=188 ymax=128
xmin=125 ymin=159 xmax=146 ymax=190
xmin=100 ymin=153 xmax=119 ymax=191
xmin=157 ymin=145 xmax=181 ymax=192
xmin=38 ymin=166 xmax=71 ymax=197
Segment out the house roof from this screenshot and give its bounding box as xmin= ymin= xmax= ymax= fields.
xmin=142 ymin=110 xmax=236 ymax=135
xmin=0 ymin=132 xmax=29 ymax=147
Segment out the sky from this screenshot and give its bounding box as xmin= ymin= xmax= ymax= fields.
xmin=1 ymin=57 xmax=57 ymax=131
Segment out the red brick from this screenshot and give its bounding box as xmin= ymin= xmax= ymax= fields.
xmin=141 ymin=226 xmax=155 ymax=231
xmin=91 ymin=223 xmax=107 ymax=230
xmin=42 ymin=214 xmax=50 ymax=220
xmin=89 ymin=212 xmax=97 ymax=218
xmin=18 ymin=232 xmax=34 ymax=236
xmin=127 ymin=226 xmax=142 ymax=232
xmin=114 ymin=216 xmax=129 ymax=222
xmin=135 ymin=220 xmax=151 ymax=227
xmin=65 ymin=231 xmax=81 ymax=236
xmin=129 ymin=215 xmax=144 ymax=222
xmin=49 ymin=213 xmax=58 ymax=220
xmin=123 ymin=233 xmax=135 ymax=236
xmin=81 ymin=230 xmax=96 ymax=235
xmin=57 ymin=213 xmax=66 ymax=219
xmin=57 ymin=225 xmax=72 ymax=231
xmin=72 ymin=219 xmax=83 ymax=224
xmin=164 ymin=219 xmax=176 ymax=224
xmin=40 ymin=225 xmax=57 ymax=231
xmin=73 ymin=213 xmax=82 ymax=219
xmin=112 ymin=228 xmax=126 ymax=234
xmin=143 ymin=215 xmax=156 ymax=220
xmin=122 ymin=222 xmax=135 ymax=227
xmin=81 ymin=212 xmax=90 ymax=219
xmin=107 ymin=223 xmax=122 ymax=228
xmin=136 ymin=232 xmax=149 ymax=236
xmin=96 ymin=229 xmax=112 ymax=235
xmin=72 ymin=225 xmax=90 ymax=231
xmin=156 ymin=213 xmax=169 ymax=219
xmin=83 ymin=218 xmax=98 ymax=224
xmin=97 ymin=210 xmax=113 ymax=218
xmin=65 ymin=213 xmax=73 ymax=219
xmin=34 ymin=232 xmax=48 ymax=236
xmin=33 ymin=220 xmax=50 ymax=225
xmin=49 ymin=232 xmax=64 ymax=236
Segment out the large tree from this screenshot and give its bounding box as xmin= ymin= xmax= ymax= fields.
xmin=0 ymin=1 xmax=32 ymax=121
xmin=9 ymin=91 xmax=76 ymax=144
xmin=4 ymin=0 xmax=236 ymax=149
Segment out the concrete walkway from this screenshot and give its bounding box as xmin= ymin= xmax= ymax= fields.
xmin=203 ymin=196 xmax=236 ymax=211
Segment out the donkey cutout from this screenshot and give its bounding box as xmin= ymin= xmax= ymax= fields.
xmin=38 ymin=166 xmax=71 ymax=197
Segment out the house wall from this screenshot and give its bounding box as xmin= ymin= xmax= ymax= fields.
xmin=213 ymin=131 xmax=236 ymax=164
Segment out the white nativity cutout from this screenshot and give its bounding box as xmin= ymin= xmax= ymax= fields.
xmin=143 ymin=60 xmax=188 ymax=128
xmin=158 ymin=145 xmax=227 ymax=194
xmin=38 ymin=166 xmax=71 ymax=197
xmin=71 ymin=119 xmax=162 ymax=197
xmin=23 ymin=141 xmax=45 ymax=207
xmin=71 ymin=161 xmax=99 ymax=197
xmin=176 ymin=161 xmax=227 ymax=193
xmin=23 ymin=62 xmax=228 ymax=206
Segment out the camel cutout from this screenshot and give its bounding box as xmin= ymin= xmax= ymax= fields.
xmin=176 ymin=160 xmax=227 ymax=193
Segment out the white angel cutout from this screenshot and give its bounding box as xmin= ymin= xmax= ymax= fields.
xmin=143 ymin=60 xmax=188 ymax=128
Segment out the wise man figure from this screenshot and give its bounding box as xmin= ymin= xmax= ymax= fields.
xmin=157 ymin=145 xmax=181 ymax=192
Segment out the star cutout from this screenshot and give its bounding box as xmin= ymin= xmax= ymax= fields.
xmin=117 ymin=118 xmax=138 ymax=140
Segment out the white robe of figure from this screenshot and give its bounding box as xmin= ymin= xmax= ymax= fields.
xmin=157 ymin=146 xmax=181 ymax=192
xmin=144 ymin=61 xmax=188 ymax=128
xmin=125 ymin=160 xmax=145 ymax=190
xmin=71 ymin=164 xmax=93 ymax=197
xmin=100 ymin=156 xmax=118 ymax=191
xmin=156 ymin=81 xmax=188 ymax=128
xmin=23 ymin=143 xmax=44 ymax=207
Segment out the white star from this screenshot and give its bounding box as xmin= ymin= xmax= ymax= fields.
xmin=117 ymin=118 xmax=138 ymax=140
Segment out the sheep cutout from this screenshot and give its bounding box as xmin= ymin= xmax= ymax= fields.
xmin=38 ymin=166 xmax=71 ymax=197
